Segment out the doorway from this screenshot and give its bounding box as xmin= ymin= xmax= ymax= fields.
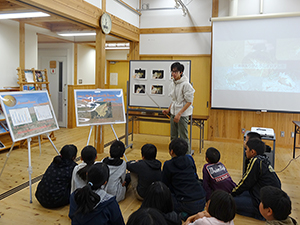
xmin=39 ymin=56 xmax=67 ymax=127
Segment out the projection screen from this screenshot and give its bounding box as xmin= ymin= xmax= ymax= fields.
xmin=211 ymin=15 xmax=300 ymax=112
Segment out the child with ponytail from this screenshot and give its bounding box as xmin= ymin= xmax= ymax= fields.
xmin=69 ymin=162 xmax=125 ymax=225
xmin=71 ymin=145 xmax=97 ymax=193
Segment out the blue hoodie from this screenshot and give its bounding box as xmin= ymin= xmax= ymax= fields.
xmin=162 ymin=155 xmax=205 ymax=202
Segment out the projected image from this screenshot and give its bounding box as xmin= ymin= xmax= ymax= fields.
xmin=133 ymin=69 xmax=146 ymax=79
xmin=134 ymin=84 xmax=146 ymax=94
xmin=151 ymin=85 xmax=163 ymax=95
xmin=213 ymin=40 xmax=300 ymax=93
xmin=152 ymin=70 xmax=164 ymax=79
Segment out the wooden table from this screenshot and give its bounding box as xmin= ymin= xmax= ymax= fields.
xmin=292 ymin=121 xmax=300 ymax=158
xmin=125 ymin=109 xmax=208 ymax=153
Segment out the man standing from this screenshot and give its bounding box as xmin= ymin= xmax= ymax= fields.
xmin=163 ymin=62 xmax=195 ymax=154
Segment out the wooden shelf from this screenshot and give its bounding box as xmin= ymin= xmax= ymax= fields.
xmin=0 ymin=115 xmax=20 ymax=152
xmin=16 ymin=67 xmax=50 ymax=94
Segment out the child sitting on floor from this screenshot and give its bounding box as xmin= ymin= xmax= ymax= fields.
xmin=260 ymin=186 xmax=298 ymax=225
xmin=101 ymin=140 xmax=126 ymax=202
xmin=126 ymin=143 xmax=162 ymax=200
xmin=202 ymin=147 xmax=236 ymax=201
xmin=141 ymin=181 xmax=181 ymax=225
xmin=162 ymin=138 xmax=206 ymax=221
xmin=232 ymin=138 xmax=281 ymax=220
xmin=69 ymin=162 xmax=125 ymax=225
xmin=184 ymin=190 xmax=236 ymax=225
xmin=35 ymin=144 xmax=78 ymax=208
xmin=71 ymin=145 xmax=97 ymax=193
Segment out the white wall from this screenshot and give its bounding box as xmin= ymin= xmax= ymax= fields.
xmin=238 ymin=0 xmax=300 ymax=15
xmin=0 ymin=20 xmax=38 ymax=88
xmin=77 ymin=45 xmax=95 ymax=84
xmin=139 ymin=0 xmax=300 ymax=55
xmin=84 ymin=0 xmax=101 ymax=9
xmin=38 ymin=43 xmax=74 ymax=85
xmin=85 ymin=0 xmax=140 ymax=28
xmin=107 ymin=0 xmax=140 ymax=27
xmin=139 ymin=0 xmax=212 ymax=55
xmin=140 ymin=33 xmax=211 ymax=55
xmin=106 ymin=50 xmax=129 ymax=60
xmin=25 ymin=24 xmax=38 ymax=69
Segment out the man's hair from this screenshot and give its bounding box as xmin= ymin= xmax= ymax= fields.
xmin=171 ymin=62 xmax=184 ymax=73
xmin=169 ymin=138 xmax=188 ymax=156
xmin=206 ymin=147 xmax=220 ymax=163
xmin=246 ymin=138 xmax=265 ymax=155
xmin=141 ymin=144 xmax=157 ymax=160
xmin=260 ymin=186 xmax=291 ymax=220
xmin=247 ymin=131 xmax=261 ymax=140
xmin=208 ymin=190 xmax=236 ymax=222
xmin=110 ymin=140 xmax=125 ymax=158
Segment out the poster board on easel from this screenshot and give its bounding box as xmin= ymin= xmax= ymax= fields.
xmin=0 ymin=90 xmax=59 ymax=203
xmin=74 ymin=89 xmax=126 ymax=127
xmin=0 ymin=90 xmax=59 ymax=142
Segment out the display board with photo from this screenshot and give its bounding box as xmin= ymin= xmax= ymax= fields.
xmin=74 ymin=89 xmax=126 ymax=126
xmin=129 ymin=60 xmax=191 ymax=108
xmin=0 ymin=91 xmax=59 ymax=142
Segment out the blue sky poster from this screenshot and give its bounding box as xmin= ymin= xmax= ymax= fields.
xmin=74 ymin=89 xmax=126 ymax=126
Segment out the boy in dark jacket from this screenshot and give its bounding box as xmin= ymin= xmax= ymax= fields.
xmin=126 ymin=144 xmax=162 ymax=200
xmin=162 ymin=138 xmax=206 ymax=221
xmin=232 ymin=138 xmax=281 ymax=220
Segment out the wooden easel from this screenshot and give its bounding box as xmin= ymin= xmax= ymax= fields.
xmin=86 ymin=124 xmax=128 ymax=162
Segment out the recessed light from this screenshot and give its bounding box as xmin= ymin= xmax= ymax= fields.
xmin=0 ymin=12 xmax=50 ymax=19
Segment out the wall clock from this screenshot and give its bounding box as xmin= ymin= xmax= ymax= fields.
xmin=100 ymin=12 xmax=112 ymax=34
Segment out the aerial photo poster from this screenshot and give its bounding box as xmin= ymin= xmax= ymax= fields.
xmin=74 ymin=89 xmax=126 ymax=126
xmin=0 ymin=91 xmax=59 ymax=142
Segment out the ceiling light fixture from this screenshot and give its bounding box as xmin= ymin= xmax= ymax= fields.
xmin=57 ymin=32 xmax=96 ymax=37
xmin=0 ymin=12 xmax=50 ymax=19
xmin=105 ymin=43 xmax=130 ymax=50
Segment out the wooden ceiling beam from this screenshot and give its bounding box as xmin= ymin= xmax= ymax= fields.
xmin=37 ymin=33 xmax=73 ymax=43
xmin=140 ymin=26 xmax=212 ymax=34
xmin=0 ymin=0 xmax=26 ymax=11
xmin=9 ymin=0 xmax=102 ymax=28
xmin=50 ymin=23 xmax=94 ymax=32
xmin=110 ymin=14 xmax=139 ymax=42
xmin=17 ymin=15 xmax=65 ymax=23
xmin=6 ymin=0 xmax=139 ymax=42
xmin=25 ymin=21 xmax=52 ymax=30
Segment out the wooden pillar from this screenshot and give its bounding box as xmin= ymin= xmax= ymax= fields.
xmin=74 ymin=43 xmax=78 ymax=85
xmin=94 ymin=27 xmax=106 ymax=153
xmin=128 ymin=41 xmax=140 ymax=134
xmin=128 ymin=41 xmax=140 ymax=60
xmin=19 ymin=22 xmax=25 ymax=69
xmin=212 ymin=0 xmax=219 ymax=17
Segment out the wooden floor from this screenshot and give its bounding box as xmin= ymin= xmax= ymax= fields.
xmin=0 ymin=124 xmax=299 ymax=224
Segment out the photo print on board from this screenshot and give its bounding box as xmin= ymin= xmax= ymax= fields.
xmin=152 ymin=70 xmax=164 ymax=79
xmin=133 ymin=68 xmax=146 ymax=79
xmin=35 ymin=71 xmax=44 ymax=82
xmin=150 ymin=85 xmax=163 ymax=95
xmin=134 ymin=84 xmax=146 ymax=94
